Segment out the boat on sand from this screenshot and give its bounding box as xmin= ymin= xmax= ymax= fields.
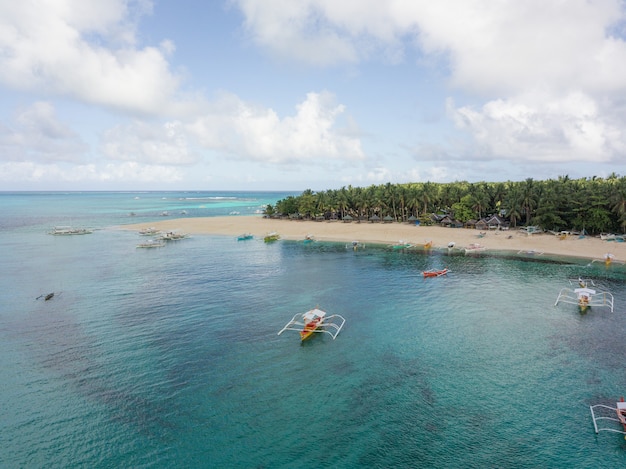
xmin=264 ymin=232 xmax=280 ymax=242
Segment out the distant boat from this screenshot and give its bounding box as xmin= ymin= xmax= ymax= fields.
xmin=347 ymin=240 xmax=364 ymax=251
xmin=161 ymin=232 xmax=189 ymax=241
xmin=264 ymin=232 xmax=280 ymax=243
xmin=48 ymin=226 xmax=92 ymax=235
xmin=464 ymin=243 xmax=486 ymax=254
xmin=160 ymin=211 xmax=169 ymax=216
xmin=390 ymin=240 xmax=412 ymax=250
xmin=303 ymin=234 xmax=316 ymax=244
xmin=277 ymin=307 xmax=346 ymax=341
xmin=136 ymin=239 xmax=165 ymax=248
xmin=423 ymin=268 xmax=449 ymax=278
xmin=138 ymin=227 xmax=160 ymax=236
xmin=237 ymin=233 xmax=253 ymax=241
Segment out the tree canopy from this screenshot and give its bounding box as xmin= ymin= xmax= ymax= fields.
xmin=267 ymin=175 xmax=626 ymax=235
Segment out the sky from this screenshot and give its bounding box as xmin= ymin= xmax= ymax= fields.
xmin=2 ymin=0 xmax=626 ymax=191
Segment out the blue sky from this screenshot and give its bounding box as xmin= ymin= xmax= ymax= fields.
xmin=2 ymin=0 xmax=626 ymax=191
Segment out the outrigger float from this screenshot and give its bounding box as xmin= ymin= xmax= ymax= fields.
xmin=590 ymin=397 xmax=626 ymax=439
xmin=278 ymin=307 xmax=346 ymax=341
xmin=554 ymin=278 xmax=614 ymax=313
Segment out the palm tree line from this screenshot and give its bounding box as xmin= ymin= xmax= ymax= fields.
xmin=265 ymin=175 xmax=626 ymax=235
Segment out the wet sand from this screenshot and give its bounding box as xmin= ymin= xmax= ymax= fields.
xmin=124 ymin=215 xmax=624 ymax=262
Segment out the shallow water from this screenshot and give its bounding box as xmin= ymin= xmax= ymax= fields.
xmin=2 ymin=192 xmax=626 ymax=468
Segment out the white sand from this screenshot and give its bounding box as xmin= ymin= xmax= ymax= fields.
xmin=124 ymin=215 xmax=624 ymax=262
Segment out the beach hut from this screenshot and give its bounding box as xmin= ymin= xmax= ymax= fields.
xmin=369 ymin=214 xmax=381 ymax=223
xmin=342 ymin=214 xmax=354 ymax=223
xmin=383 ymin=215 xmax=394 ymax=223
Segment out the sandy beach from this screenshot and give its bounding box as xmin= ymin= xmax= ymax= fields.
xmin=123 ymin=215 xmax=626 ymax=262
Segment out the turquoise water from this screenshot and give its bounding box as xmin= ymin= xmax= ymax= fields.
xmin=2 ymin=192 xmax=626 ymax=468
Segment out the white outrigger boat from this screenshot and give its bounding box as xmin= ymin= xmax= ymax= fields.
xmin=554 ymin=280 xmax=614 ymax=313
xmin=278 ymin=307 xmax=346 ymax=341
xmin=48 ymin=226 xmax=93 ymax=235
xmin=590 ymin=397 xmax=626 ymax=438
xmin=464 ymin=243 xmax=486 ymax=254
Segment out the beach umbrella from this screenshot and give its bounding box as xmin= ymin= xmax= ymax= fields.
xmin=383 ymin=215 xmax=394 ymax=223
xmin=342 ymin=214 xmax=353 ymax=222
xmin=369 ymin=214 xmax=381 ymax=222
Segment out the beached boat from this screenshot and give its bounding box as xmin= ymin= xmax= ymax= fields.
xmin=139 ymin=227 xmax=161 ymax=236
xmin=590 ymin=397 xmax=626 ymax=438
xmin=278 ymin=307 xmax=346 ymax=341
xmin=423 ymin=268 xmax=448 ymax=278
xmin=48 ymin=226 xmax=93 ymax=235
xmin=464 ymin=243 xmax=486 ymax=254
xmin=237 ymin=233 xmax=253 ymax=241
xmin=136 ymin=239 xmax=165 ymax=248
xmin=554 ymin=284 xmax=614 ymax=313
xmin=161 ymin=231 xmax=189 ymax=241
xmin=264 ymin=232 xmax=280 ymax=242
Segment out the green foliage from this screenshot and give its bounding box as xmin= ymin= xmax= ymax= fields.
xmin=272 ymin=176 xmax=626 ymax=234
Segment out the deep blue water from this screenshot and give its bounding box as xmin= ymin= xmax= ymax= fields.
xmin=2 ymin=192 xmax=626 ymax=468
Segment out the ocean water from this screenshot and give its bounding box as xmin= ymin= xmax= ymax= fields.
xmin=2 ymin=191 xmax=626 ymax=468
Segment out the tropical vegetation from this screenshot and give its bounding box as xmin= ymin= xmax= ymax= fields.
xmin=265 ymin=175 xmax=626 ymax=235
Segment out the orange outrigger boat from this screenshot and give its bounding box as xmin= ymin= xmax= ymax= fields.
xmin=278 ymin=307 xmax=346 ymax=341
xmin=423 ymin=268 xmax=448 ymax=278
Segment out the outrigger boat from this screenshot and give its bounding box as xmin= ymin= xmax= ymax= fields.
xmin=264 ymin=232 xmax=280 ymax=243
xmin=347 ymin=240 xmax=365 ymax=251
xmin=136 ymin=239 xmax=165 ymax=248
xmin=278 ymin=307 xmax=346 ymax=341
xmin=139 ymin=227 xmax=161 ymax=236
xmin=48 ymin=226 xmax=92 ymax=235
xmin=423 ymin=268 xmax=448 ymax=278
xmin=590 ymin=397 xmax=626 ymax=439
xmin=464 ymin=243 xmax=486 ymax=254
xmin=554 ymin=281 xmax=614 ymax=313
xmin=390 ymin=240 xmax=413 ymax=250
xmin=161 ymin=231 xmax=190 ymax=241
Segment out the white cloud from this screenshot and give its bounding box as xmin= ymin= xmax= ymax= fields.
xmin=0 ymin=161 xmax=183 ymax=185
xmin=235 ymin=0 xmax=626 ymax=167
xmin=0 ymin=102 xmax=88 ymax=163
xmin=449 ymin=92 xmax=626 ymax=163
xmin=187 ymin=91 xmax=364 ymax=163
xmin=0 ymin=0 xmax=196 ymax=116
xmin=101 ymin=120 xmax=198 ymax=165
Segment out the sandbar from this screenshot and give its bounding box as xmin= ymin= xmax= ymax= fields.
xmin=121 ymin=215 xmax=626 ymax=263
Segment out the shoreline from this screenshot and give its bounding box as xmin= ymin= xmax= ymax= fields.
xmin=122 ymin=215 xmax=624 ymax=263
